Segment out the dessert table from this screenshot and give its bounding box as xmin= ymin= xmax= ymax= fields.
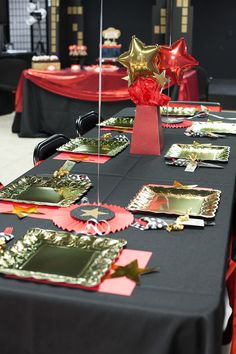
xmin=12 ymin=69 xmax=198 ymax=138
xmin=0 ymin=107 xmax=235 ymax=354
xmin=12 ymin=68 xmax=132 ymax=137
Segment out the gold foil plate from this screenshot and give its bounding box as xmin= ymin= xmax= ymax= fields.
xmin=98 ymin=117 xmax=134 ymax=130
xmin=187 ymin=121 xmax=236 ymax=134
xmin=0 ymin=228 xmax=127 ymax=287
xmin=57 ymin=136 xmax=129 ymax=156
xmin=127 ymin=184 xmax=221 ymax=218
xmin=165 ymin=143 xmax=230 ymax=162
xmin=0 ymin=175 xmax=92 ymax=207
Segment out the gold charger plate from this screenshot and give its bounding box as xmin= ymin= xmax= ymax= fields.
xmin=98 ymin=117 xmax=134 ymax=130
xmin=127 ymin=184 xmax=221 ymax=218
xmin=186 ymin=121 xmax=236 ymax=135
xmin=57 ymin=136 xmax=130 ymax=156
xmin=0 ymin=175 xmax=92 ymax=207
xmin=165 ymin=143 xmax=230 ymax=162
xmin=0 ymin=228 xmax=127 ymax=287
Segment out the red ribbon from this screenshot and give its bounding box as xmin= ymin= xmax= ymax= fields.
xmin=128 ymin=77 xmax=170 ymax=106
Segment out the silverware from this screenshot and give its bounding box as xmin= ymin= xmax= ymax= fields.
xmin=165 ymin=158 xmax=224 ymax=169
xmin=185 ymin=131 xmax=226 ymax=138
xmin=132 ymin=216 xmax=215 ymax=231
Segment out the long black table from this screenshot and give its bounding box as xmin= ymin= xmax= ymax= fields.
xmin=1 ymin=108 xmax=236 ymax=354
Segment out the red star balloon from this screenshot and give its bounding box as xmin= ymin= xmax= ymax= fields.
xmin=156 ymin=37 xmax=199 ymax=85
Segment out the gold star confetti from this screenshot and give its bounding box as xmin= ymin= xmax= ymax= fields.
xmin=153 ymin=70 xmax=168 ymax=88
xmin=68 ymin=157 xmax=89 ymax=162
xmin=109 ymin=259 xmax=158 ymax=285
xmin=3 ymin=205 xmax=41 ymax=219
xmin=53 ymin=168 xmax=69 ymax=178
xmin=172 ymin=180 xmax=198 ymax=189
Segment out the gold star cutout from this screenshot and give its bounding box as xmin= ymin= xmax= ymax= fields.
xmin=172 ymin=180 xmax=198 ymax=189
xmin=80 ymin=207 xmax=109 ymax=219
xmin=68 ymin=156 xmax=89 ymax=162
xmin=118 ymin=36 xmax=159 ymax=86
xmin=3 ymin=205 xmax=41 ymax=219
xmin=121 ymin=75 xmax=129 ymax=81
xmin=109 ymin=259 xmax=158 ymax=285
xmin=153 ymin=70 xmax=168 ymax=88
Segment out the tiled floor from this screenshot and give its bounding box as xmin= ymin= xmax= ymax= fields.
xmin=0 ymin=112 xmax=44 ymax=185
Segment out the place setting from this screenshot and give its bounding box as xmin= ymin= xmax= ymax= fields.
xmin=164 ymin=141 xmax=230 ymax=172
xmin=127 ymin=181 xmax=221 ymax=232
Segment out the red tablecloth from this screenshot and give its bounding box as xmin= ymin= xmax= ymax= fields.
xmin=15 ymin=68 xmax=200 ymax=113
xmin=15 ymin=68 xmax=131 ymax=113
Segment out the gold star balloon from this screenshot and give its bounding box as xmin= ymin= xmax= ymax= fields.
xmin=118 ymin=36 xmax=159 ymax=86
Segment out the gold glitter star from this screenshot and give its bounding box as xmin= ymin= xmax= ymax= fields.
xmin=109 ymin=259 xmax=158 ymax=285
xmin=153 ymin=70 xmax=168 ymax=88
xmin=118 ymin=36 xmax=159 ymax=86
xmin=80 ymin=207 xmax=109 ymax=219
xmin=3 ymin=205 xmax=41 ymax=219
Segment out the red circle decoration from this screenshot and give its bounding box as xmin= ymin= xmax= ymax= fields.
xmin=52 ymin=203 xmax=134 ymax=235
xmin=162 ymin=120 xmax=192 ymax=129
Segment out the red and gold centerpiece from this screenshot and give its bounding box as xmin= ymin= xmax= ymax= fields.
xmin=118 ymin=36 xmax=198 ymax=155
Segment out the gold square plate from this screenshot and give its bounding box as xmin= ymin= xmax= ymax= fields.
xmin=165 ymin=143 xmax=230 ymax=162
xmin=186 ymin=121 xmax=236 ymax=135
xmin=57 ymin=136 xmax=130 ymax=156
xmin=0 ymin=228 xmax=127 ymax=287
xmin=98 ymin=117 xmax=134 ymax=130
xmin=127 ymin=184 xmax=221 ymax=218
xmin=0 ymin=175 xmax=92 ymax=207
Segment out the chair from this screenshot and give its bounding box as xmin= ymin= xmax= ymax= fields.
xmin=193 ymin=66 xmax=210 ymax=101
xmin=76 ymin=111 xmax=103 ymax=136
xmin=0 ymin=58 xmax=28 ymax=115
xmin=33 ymin=134 xmax=70 ymax=165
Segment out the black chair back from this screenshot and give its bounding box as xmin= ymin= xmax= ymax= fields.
xmin=76 ymin=111 xmax=103 ymax=136
xmin=33 ymin=134 xmax=70 ymax=164
xmin=193 ymin=66 xmax=210 ymax=101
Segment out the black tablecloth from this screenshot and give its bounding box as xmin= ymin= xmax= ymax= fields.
xmin=1 ymin=108 xmax=236 ymax=354
xmin=12 ymin=79 xmax=133 ymax=138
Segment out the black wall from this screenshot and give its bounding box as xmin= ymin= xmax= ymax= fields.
xmin=192 ymin=0 xmax=236 ymax=79
xmin=0 ymin=0 xmax=8 ymax=24
xmin=83 ymin=0 xmax=236 ymax=79
xmin=83 ymin=0 xmax=155 ymax=64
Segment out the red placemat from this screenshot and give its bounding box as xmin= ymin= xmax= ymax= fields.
xmin=54 ymin=152 xmax=111 ymax=164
